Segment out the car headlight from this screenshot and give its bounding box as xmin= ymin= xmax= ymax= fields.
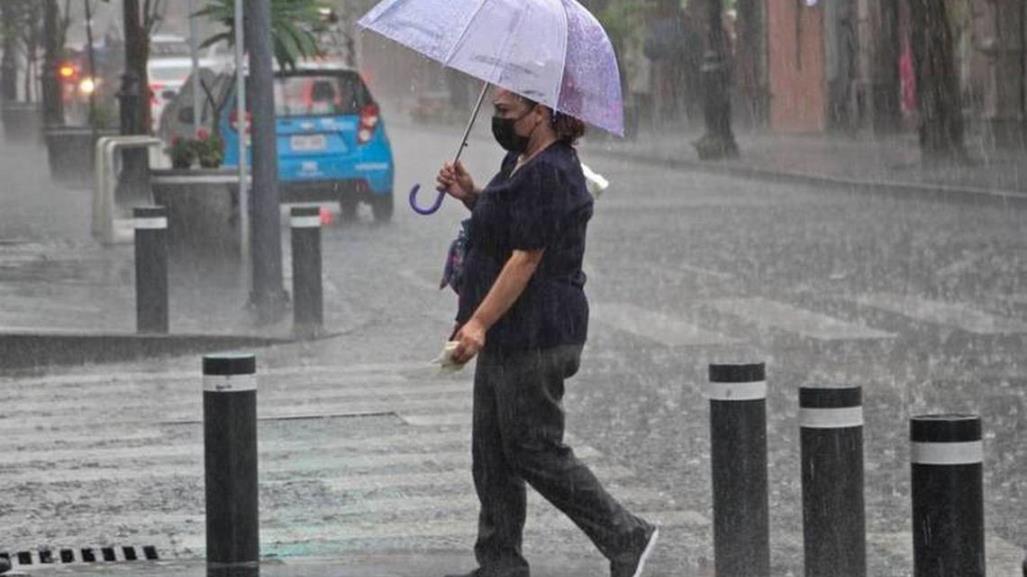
xmin=79 ymin=78 xmax=96 ymax=95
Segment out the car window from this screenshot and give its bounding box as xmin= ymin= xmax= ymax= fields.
xmin=272 ymin=74 xmax=368 ymax=117
xmin=150 ymin=65 xmax=192 ymax=82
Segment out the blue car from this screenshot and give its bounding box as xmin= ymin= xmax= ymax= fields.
xmin=219 ymin=66 xmax=395 ymax=221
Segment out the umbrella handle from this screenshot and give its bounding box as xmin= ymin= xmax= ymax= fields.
xmin=409 ymin=82 xmax=490 ymax=217
xmin=409 ymin=184 xmax=446 ymax=215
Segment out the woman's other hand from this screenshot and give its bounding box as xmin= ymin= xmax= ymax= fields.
xmin=436 ymin=160 xmax=478 ymax=207
xmin=452 ymin=318 xmax=486 ymax=364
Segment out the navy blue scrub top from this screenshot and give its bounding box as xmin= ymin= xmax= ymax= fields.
xmin=456 ymin=142 xmax=594 ymax=352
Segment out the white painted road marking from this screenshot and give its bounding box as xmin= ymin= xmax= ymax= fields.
xmin=856 ymin=293 xmax=1027 ymax=334
xmin=592 ymin=302 xmax=737 ymax=347
xmin=706 ymin=297 xmax=895 ymax=341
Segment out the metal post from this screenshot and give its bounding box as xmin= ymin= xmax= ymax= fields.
xmin=233 ymin=0 xmax=249 ymax=269
xmin=203 ymin=353 xmax=259 ymax=577
xmin=911 ymin=414 xmax=985 ymax=577
xmin=290 ymin=207 xmax=323 ymax=337
xmin=800 ymin=385 xmax=866 ymax=577
xmin=189 ymin=0 xmax=202 ymax=136
xmin=246 ymin=0 xmax=287 ymax=322
xmin=707 ymin=362 xmax=770 ymax=577
xmin=133 ymin=206 xmax=168 ymax=334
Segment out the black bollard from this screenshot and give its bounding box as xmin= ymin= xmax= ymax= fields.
xmin=134 ymin=206 xmax=169 ymax=334
xmin=290 ymin=206 xmax=323 ymax=337
xmin=800 ymin=385 xmax=866 ymax=577
xmin=204 ymin=353 xmax=259 ymax=577
xmin=911 ymin=414 xmax=985 ymax=577
xmin=707 ymin=363 xmax=770 ymax=577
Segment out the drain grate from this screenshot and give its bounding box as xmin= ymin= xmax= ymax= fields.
xmin=0 ymin=545 xmax=158 ymax=567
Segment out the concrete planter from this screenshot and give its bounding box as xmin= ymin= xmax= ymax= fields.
xmin=151 ymin=168 xmax=241 ymax=259
xmin=45 ymin=126 xmax=120 ymax=184
xmin=1 ymin=101 xmax=42 ymax=144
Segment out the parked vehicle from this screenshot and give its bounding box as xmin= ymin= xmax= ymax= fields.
xmin=158 ymin=63 xmax=395 ymax=222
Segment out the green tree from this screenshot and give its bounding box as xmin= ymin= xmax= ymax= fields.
xmin=196 ymin=0 xmax=328 ymax=70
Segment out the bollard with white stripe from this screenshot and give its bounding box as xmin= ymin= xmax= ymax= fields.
xmin=134 ymin=206 xmax=169 ymax=334
xmin=290 ymin=206 xmax=323 ymax=337
xmin=204 ymin=353 xmax=259 ymax=577
xmin=707 ymin=363 xmax=770 ymax=577
xmin=800 ymin=385 xmax=866 ymax=577
xmin=911 ymin=414 xmax=985 ymax=577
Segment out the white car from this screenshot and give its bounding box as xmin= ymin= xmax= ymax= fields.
xmin=148 ymin=54 xmax=229 ymax=132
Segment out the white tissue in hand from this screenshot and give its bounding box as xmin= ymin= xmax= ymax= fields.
xmin=581 ymin=163 xmax=609 ymax=197
xmin=431 ymin=341 xmax=465 ymax=372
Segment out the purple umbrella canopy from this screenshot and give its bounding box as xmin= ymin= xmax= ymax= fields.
xmin=358 ymin=0 xmax=624 ymax=136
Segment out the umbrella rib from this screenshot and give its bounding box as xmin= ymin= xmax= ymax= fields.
xmin=552 ymin=0 xmax=571 ymax=114
xmin=441 ymin=0 xmax=493 ymax=68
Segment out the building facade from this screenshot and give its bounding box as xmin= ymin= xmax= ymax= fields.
xmin=762 ymin=0 xmax=1026 ymax=148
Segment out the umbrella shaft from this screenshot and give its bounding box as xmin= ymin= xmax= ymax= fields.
xmin=454 ymin=81 xmax=490 ymax=164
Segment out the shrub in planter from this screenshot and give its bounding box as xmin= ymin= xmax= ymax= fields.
xmin=168 ymin=136 xmax=197 ymax=169
xmin=194 ymin=130 xmax=224 ymax=169
xmin=168 ymin=130 xmax=224 ymax=169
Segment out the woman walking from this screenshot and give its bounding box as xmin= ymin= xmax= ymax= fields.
xmin=436 ymin=88 xmax=659 ymax=577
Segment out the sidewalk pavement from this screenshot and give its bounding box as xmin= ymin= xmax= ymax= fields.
xmin=383 ymin=93 xmax=1027 ymax=201
xmin=1 ymin=553 xmax=647 ymax=577
xmin=583 ymin=127 xmax=1027 ymax=202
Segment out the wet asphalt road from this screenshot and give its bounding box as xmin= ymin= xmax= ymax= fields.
xmin=1 ymin=120 xmax=1025 ymax=575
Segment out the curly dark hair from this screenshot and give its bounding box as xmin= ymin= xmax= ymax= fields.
xmin=517 ymin=95 xmax=587 ymax=145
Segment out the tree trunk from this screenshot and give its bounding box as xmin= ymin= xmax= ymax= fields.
xmin=735 ymin=0 xmax=768 ymax=128
xmin=909 ymin=0 xmax=966 ymax=161
xmin=24 ymin=2 xmax=41 ymax=102
xmin=869 ymin=0 xmax=902 ymax=133
xmin=247 ymin=0 xmax=288 ymax=322
xmin=120 ymin=0 xmax=149 ymax=135
xmin=1 ymin=3 xmax=19 ymax=101
xmin=826 ymin=0 xmax=859 ymax=131
xmin=42 ymin=0 xmax=63 ymax=125
xmin=695 ymin=0 xmax=739 ymax=159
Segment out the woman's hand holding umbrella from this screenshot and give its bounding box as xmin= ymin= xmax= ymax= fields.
xmin=436 ymin=161 xmax=479 ymax=209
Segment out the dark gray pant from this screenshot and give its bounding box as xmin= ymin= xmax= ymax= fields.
xmin=471 ymin=345 xmax=648 ymax=573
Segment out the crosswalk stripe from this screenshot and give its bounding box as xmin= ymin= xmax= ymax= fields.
xmin=5 ymin=381 xmax=471 ymax=415
xmin=0 ymin=397 xmax=474 ymax=432
xmin=0 ymin=362 xmax=432 ymax=389
xmin=591 ymin=302 xmax=737 ymax=347
xmin=0 ymin=430 xmax=476 ymax=466
xmin=0 ymin=446 xmax=604 ymax=485
xmin=17 ymin=507 xmax=705 ymax=556
xmin=0 ymin=437 xmax=603 ymax=482
xmin=855 ymin=293 xmax=1027 ymax=335
xmin=322 ymin=465 xmax=633 ymax=493
xmin=706 ymin=297 xmax=895 ymax=340
xmin=0 ymin=372 xmax=417 ymax=402
xmin=998 ymin=293 xmax=1027 ymax=306
xmin=2 ymin=485 xmax=672 ymax=538
xmin=0 ymin=428 xmax=166 ymax=450
xmin=221 ymin=509 xmax=708 ymax=546
xmin=401 ymin=413 xmax=471 ymax=427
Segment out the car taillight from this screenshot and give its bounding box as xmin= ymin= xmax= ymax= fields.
xmin=230 ymin=111 xmax=253 ymax=134
xmin=58 ymin=64 xmax=77 ymax=81
xmin=358 ymin=103 xmax=380 ymax=144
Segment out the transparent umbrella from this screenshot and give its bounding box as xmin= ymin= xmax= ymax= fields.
xmin=358 ymin=0 xmax=624 ymax=214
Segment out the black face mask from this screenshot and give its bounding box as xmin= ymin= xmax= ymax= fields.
xmin=491 ymin=111 xmax=533 ymax=153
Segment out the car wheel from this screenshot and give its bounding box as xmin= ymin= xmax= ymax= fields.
xmin=339 ymin=197 xmax=359 ymax=222
xmin=371 ymin=193 xmax=394 ymax=223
